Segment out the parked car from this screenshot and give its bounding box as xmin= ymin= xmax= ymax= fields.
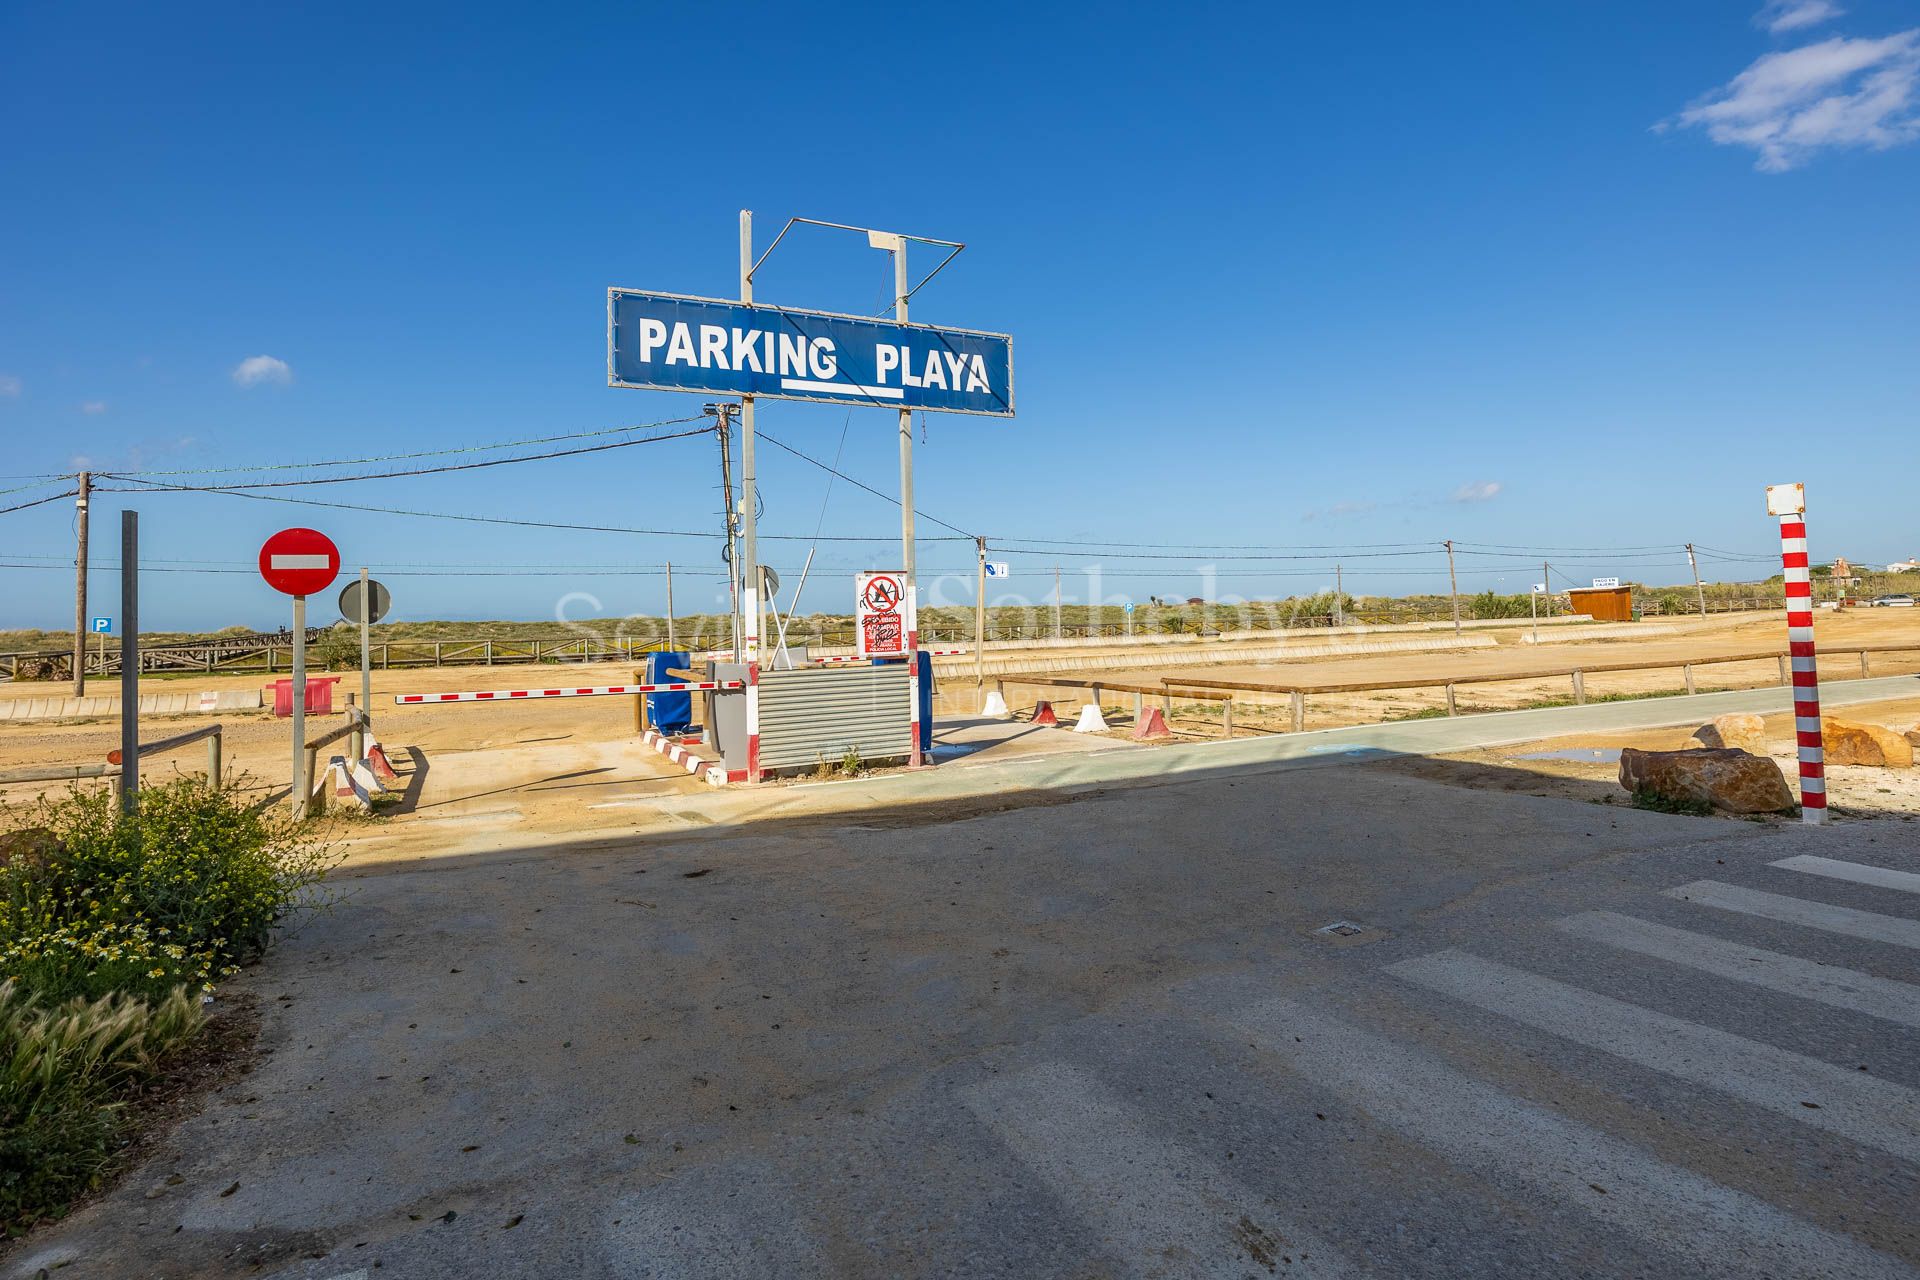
xmin=1869 ymin=594 xmax=1916 ymax=607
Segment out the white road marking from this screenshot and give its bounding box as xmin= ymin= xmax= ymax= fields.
xmin=962 ymin=1062 xmax=1352 ymax=1278
xmin=1667 ymin=881 xmax=1920 ymax=950
xmin=1773 ymin=855 xmax=1920 ymax=896
xmin=1389 ymin=949 xmax=1920 ymax=1164
xmin=1556 ymin=911 xmax=1920 ymax=1029
xmin=1226 ymin=998 xmax=1911 ymax=1280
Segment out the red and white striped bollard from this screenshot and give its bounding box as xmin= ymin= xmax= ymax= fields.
xmin=1768 ymin=483 xmax=1825 ymax=825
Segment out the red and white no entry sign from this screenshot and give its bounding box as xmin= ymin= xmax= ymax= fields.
xmin=258 ymin=528 xmax=341 ymax=597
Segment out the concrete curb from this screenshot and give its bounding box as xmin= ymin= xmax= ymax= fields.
xmin=641 ymin=729 xmax=729 ymax=787
xmin=0 ymin=688 xmax=263 ymax=722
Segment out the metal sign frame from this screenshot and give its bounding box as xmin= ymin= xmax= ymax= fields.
xmin=606 ymin=287 xmax=1016 ymax=418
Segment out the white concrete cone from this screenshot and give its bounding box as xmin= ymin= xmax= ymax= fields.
xmin=1073 ymin=702 xmax=1110 ymax=733
xmin=980 ymin=689 xmax=1010 ymax=719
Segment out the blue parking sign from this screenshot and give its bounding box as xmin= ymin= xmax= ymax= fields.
xmin=90 ymin=617 xmax=111 ymax=634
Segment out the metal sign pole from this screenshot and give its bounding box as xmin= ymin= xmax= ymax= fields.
xmin=974 ymin=537 xmax=986 ymax=690
xmin=665 ymin=560 xmax=677 ymax=651
xmin=291 ymin=593 xmax=307 ymax=817
xmin=358 ymin=566 xmax=371 ymax=734
xmin=118 ymin=511 xmax=138 ymax=813
xmin=888 ymin=236 xmax=922 ymax=767
xmin=739 ymin=210 xmax=762 ymax=782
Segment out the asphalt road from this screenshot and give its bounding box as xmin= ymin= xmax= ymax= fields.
xmin=10 ymin=758 xmax=1919 ymax=1278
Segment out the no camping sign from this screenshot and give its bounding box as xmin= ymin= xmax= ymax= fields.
xmin=856 ymin=571 xmax=910 ymax=658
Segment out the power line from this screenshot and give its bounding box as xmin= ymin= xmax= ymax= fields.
xmin=0 ymin=490 xmax=77 ymax=517
xmin=85 ymin=415 xmax=711 ymax=479
xmin=753 ymin=425 xmax=976 ymax=539
xmin=96 ymin=422 xmax=714 ymax=489
xmin=91 ymin=476 xmax=969 ymax=541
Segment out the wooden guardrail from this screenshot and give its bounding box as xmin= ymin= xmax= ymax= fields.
xmin=1000 ymin=641 xmax=1920 ymax=737
xmin=0 ymin=723 xmax=224 ymax=790
xmin=1156 ymin=642 xmax=1920 ymax=732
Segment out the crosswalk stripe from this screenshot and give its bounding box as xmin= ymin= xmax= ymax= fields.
xmin=961 ymin=1062 xmax=1353 ymax=1278
xmin=1389 ymin=949 xmax=1920 ymax=1164
xmin=1666 ymin=880 xmax=1920 ymax=950
xmin=1772 ymin=855 xmax=1920 ymax=896
xmin=1225 ymin=998 xmax=1910 ymax=1279
xmin=1556 ymin=911 xmax=1920 ymax=1029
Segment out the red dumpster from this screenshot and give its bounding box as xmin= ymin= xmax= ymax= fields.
xmin=268 ymin=676 xmax=342 ymax=718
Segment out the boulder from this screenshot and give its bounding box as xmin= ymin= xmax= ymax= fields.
xmin=1904 ymin=726 xmax=1920 ymax=752
xmin=1692 ymin=713 xmax=1768 ymax=754
xmin=1821 ymin=718 xmax=1914 ymax=768
xmin=1619 ymin=747 xmax=1796 ymax=815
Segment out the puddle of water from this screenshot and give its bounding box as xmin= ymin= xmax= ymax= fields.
xmin=1513 ymin=747 xmax=1622 ymax=763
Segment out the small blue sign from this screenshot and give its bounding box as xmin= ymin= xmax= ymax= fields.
xmin=90 ymin=616 xmax=111 ymax=633
xmin=1123 ymin=602 xmax=1135 ymax=614
xmin=608 ymin=290 xmax=1013 ymax=417
xmin=984 ymin=562 xmax=1011 ymax=579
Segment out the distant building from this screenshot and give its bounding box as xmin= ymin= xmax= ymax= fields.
xmin=1830 ymin=556 xmax=1862 ymax=587
xmin=1185 ymin=596 xmax=1206 ymax=606
xmin=1889 ymin=557 xmax=1920 ymax=574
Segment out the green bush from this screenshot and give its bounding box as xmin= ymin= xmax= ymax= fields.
xmin=1468 ymin=590 xmax=1532 ymax=620
xmin=0 ymin=980 xmax=203 ymax=1232
xmin=2 ymin=779 xmax=336 ymax=1002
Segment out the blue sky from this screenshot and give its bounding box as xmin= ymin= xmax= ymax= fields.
xmin=2 ymin=0 xmax=1917 ymax=631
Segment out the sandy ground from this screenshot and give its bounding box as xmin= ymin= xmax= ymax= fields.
xmin=1366 ymin=694 xmax=1920 ymax=824
xmin=996 ymin=610 xmax=1920 ymax=738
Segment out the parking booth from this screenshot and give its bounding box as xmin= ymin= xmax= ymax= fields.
xmin=702 ymin=653 xmax=926 ymax=780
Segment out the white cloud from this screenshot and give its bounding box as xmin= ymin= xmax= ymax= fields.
xmin=1451 ymin=481 xmax=1502 ymax=504
xmin=231 ymin=354 xmax=293 ymax=387
xmin=1757 ymin=1 xmax=1844 ymax=34
xmin=80 ymin=400 xmax=108 ymax=415
xmin=1668 ymin=31 xmax=1920 ymax=171
xmin=0 ymin=374 xmax=20 ymax=398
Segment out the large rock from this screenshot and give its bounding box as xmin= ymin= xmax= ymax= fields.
xmin=1692 ymin=713 xmax=1767 ymax=754
xmin=1822 ymin=718 xmax=1914 ymax=768
xmin=1618 ymin=748 xmax=1796 ymax=815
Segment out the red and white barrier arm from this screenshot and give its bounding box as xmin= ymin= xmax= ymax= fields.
xmin=393 ymin=681 xmax=743 ymax=705
xmin=811 ymin=648 xmax=970 ymax=664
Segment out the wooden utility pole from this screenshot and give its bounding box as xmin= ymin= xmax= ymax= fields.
xmin=1444 ymin=540 xmax=1461 ymax=636
xmin=1334 ymin=564 xmax=1345 ymax=627
xmin=71 ymin=471 xmax=90 ymax=695
xmin=1686 ymin=543 xmax=1708 ymax=617
xmin=1542 ymin=561 xmax=1551 ymax=619
xmin=1053 ymin=566 xmax=1062 ymax=640
xmin=974 ymin=537 xmax=987 ymax=688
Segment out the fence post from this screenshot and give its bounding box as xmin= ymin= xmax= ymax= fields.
xmin=303 ymin=745 xmax=320 ymax=817
xmin=1778 ymin=654 xmax=1789 ymax=685
xmin=1445 ymin=684 xmax=1457 ymax=716
xmin=207 ymin=731 xmax=221 ymax=790
xmin=1860 ymin=651 xmax=1870 ymax=678
xmin=346 ymin=693 xmax=362 ymax=765
xmin=1572 ymin=670 xmax=1586 ymax=705
xmin=1291 ymin=690 xmax=1305 ymax=733
xmin=1222 ymin=698 xmax=1233 ymax=738
xmin=1683 ymin=664 xmax=1696 ymax=695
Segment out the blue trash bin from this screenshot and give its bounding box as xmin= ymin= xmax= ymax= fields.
xmin=645 ymin=650 xmax=692 ymax=736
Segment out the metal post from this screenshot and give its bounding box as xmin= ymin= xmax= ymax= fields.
xmin=1686 ymin=543 xmax=1708 ymax=618
xmin=1530 ymin=583 xmax=1539 ymax=645
xmin=1772 ymin=491 xmax=1825 ymax=824
xmin=290 ymin=593 xmax=307 ymax=817
xmin=346 ymin=692 xmax=361 ymax=766
xmin=974 ymin=537 xmax=987 ymax=690
xmin=884 ymin=233 xmax=922 ymax=769
xmin=358 ymin=566 xmax=371 ymax=746
xmin=740 ymin=211 xmax=763 ymax=781
xmin=1052 ymin=566 xmax=1062 ymax=639
xmin=665 ymin=561 xmax=677 ymax=651
xmin=118 ymin=511 xmax=138 ymax=813
xmin=72 ymin=471 xmax=90 ymax=696
xmin=1444 ymin=540 xmax=1461 ymax=637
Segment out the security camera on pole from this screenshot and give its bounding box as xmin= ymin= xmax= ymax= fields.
xmin=259 ymin=528 xmax=341 ymax=816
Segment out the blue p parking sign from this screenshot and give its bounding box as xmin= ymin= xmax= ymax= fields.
xmin=90 ymin=617 xmax=111 ymax=634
